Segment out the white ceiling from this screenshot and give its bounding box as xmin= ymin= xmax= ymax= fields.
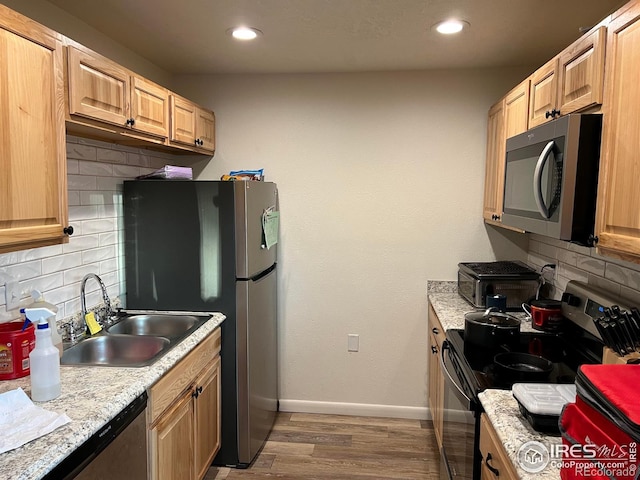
xmin=45 ymin=0 xmax=628 ymax=75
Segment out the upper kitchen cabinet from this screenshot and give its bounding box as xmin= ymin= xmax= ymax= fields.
xmin=170 ymin=94 xmax=216 ymax=154
xmin=483 ymin=99 xmax=505 ymax=223
xmin=528 ymin=57 xmax=559 ymax=128
xmin=528 ymin=26 xmax=606 ymax=128
xmin=504 ymin=79 xmax=530 ymax=139
xmin=0 ymin=5 xmax=70 ymax=253
xmin=66 ymin=44 xmax=170 ymax=141
xmin=594 ymin=3 xmax=640 ymax=261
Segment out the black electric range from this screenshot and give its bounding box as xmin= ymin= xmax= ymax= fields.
xmin=438 ymin=282 xmax=608 ymax=480
xmin=445 ymin=322 xmax=603 ymax=398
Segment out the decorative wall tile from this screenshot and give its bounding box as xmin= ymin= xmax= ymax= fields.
xmin=42 ymin=252 xmax=83 ymax=274
xmin=80 ymin=191 xmax=119 ymax=206
xmin=82 ymin=246 xmax=116 ymax=264
xmin=96 ymin=176 xmax=124 ymax=191
xmin=113 ymin=165 xmax=141 ymax=178
xmin=68 ymin=191 xmax=81 ymax=206
xmin=68 ymin=174 xmax=97 ymax=191
xmin=67 ymin=143 xmax=97 ymax=161
xmin=5 ymin=260 xmax=42 ymax=281
xmin=63 ymin=264 xmax=101 ymax=285
xmin=79 ymin=160 xmax=113 ymax=176
xmin=97 ymin=148 xmax=127 ymax=164
xmin=67 ymin=159 xmax=79 ymax=174
xmin=99 ymin=232 xmax=118 ymax=246
xmin=69 ymin=206 xmax=99 ymax=222
xmin=605 ymin=263 xmax=640 ymax=291
xmin=63 ymin=235 xmax=101 ymax=253
xmin=81 ymin=219 xmax=117 ymax=235
xmin=575 ymin=255 xmax=605 ymax=276
xmin=97 ymin=205 xmax=118 ymax=218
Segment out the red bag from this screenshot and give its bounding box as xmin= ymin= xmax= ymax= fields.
xmin=558 ymin=365 xmax=640 ymax=480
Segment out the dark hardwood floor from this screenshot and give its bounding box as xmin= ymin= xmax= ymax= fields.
xmin=205 ymin=412 xmax=440 ymax=479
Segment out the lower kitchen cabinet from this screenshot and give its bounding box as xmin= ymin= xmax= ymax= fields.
xmin=148 ymin=328 xmax=222 ymax=480
xmin=428 ymin=303 xmax=446 ymax=449
xmin=479 ymin=414 xmax=517 ymax=480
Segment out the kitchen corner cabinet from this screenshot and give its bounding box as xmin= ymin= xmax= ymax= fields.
xmin=148 ymin=328 xmax=221 ymax=480
xmin=428 ymin=303 xmax=446 ymax=449
xmin=479 ymin=414 xmax=517 ymax=480
xmin=482 ymin=100 xmax=505 ymax=223
xmin=0 ymin=5 xmax=70 ymax=253
xmin=594 ymin=3 xmax=640 ymax=262
xmin=170 ymin=94 xmax=216 ymax=154
xmin=67 ymin=45 xmax=170 ymax=140
xmin=529 ymin=26 xmax=606 ymax=128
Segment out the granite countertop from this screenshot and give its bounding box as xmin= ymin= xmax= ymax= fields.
xmin=480 ymin=389 xmax=561 ymax=480
xmin=0 ymin=313 xmax=225 ymax=480
xmin=427 ymin=280 xmax=539 ymax=333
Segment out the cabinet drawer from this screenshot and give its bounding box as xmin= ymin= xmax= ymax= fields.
xmin=479 ymin=414 xmax=518 ymax=480
xmin=149 ymin=328 xmax=221 ymax=424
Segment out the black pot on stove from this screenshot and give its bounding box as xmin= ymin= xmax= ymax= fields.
xmin=464 ymin=307 xmax=521 ymax=348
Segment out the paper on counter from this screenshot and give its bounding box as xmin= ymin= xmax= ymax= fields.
xmin=0 ymin=388 xmax=71 ymax=454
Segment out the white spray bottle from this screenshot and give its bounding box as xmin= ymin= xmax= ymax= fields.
xmin=25 ymin=307 xmax=61 ymax=402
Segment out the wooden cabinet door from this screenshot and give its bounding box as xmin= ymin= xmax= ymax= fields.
xmin=196 ymin=108 xmax=216 ymax=153
xmin=0 ymin=6 xmax=68 ymax=251
xmin=150 ymin=392 xmax=195 ymax=480
xmin=428 ymin=304 xmax=445 ymax=450
xmin=504 ymin=79 xmax=529 ymax=139
xmin=170 ymin=95 xmax=197 ymax=146
xmin=595 ymin=5 xmax=640 ymax=260
xmin=483 ymin=99 xmax=506 ymax=222
xmin=557 ymin=26 xmax=606 ymax=115
xmin=479 ymin=414 xmax=517 ymax=480
xmin=131 ymin=76 xmax=169 ymax=138
xmin=67 ymin=46 xmax=129 ymax=127
xmin=529 ymin=58 xmax=558 ymax=128
xmin=194 ymin=356 xmax=221 ymax=480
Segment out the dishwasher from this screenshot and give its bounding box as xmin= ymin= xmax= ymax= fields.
xmin=43 ymin=392 xmax=148 ymax=480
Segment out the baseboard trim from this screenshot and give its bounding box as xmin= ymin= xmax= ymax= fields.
xmin=278 ymin=399 xmax=429 ymax=420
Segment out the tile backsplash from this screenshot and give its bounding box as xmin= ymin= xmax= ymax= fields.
xmin=0 ymin=135 xmax=189 ymax=324
xmin=527 ymin=233 xmax=640 ymax=306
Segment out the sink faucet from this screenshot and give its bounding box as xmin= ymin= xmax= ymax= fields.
xmin=80 ymin=273 xmax=113 ymax=330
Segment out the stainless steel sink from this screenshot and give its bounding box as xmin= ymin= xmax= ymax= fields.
xmin=61 ymin=334 xmax=171 ymax=367
xmin=106 ymin=314 xmax=205 ymax=340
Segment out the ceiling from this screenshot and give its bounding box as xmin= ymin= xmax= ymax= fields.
xmin=45 ymin=0 xmax=628 ymax=75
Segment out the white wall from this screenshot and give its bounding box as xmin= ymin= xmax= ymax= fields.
xmin=175 ymin=70 xmax=530 ymax=416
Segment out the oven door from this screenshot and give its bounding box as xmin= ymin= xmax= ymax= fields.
xmin=439 ymin=341 xmax=479 ymax=480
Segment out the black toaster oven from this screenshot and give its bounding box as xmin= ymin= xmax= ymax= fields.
xmin=457 ymin=261 xmax=540 ymax=311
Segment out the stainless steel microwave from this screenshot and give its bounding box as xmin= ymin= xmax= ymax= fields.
xmin=501 ymin=114 xmax=602 ymax=244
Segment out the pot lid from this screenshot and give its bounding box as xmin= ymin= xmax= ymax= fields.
xmin=530 ymin=299 xmax=562 ymax=309
xmin=465 ymin=308 xmax=521 ymax=328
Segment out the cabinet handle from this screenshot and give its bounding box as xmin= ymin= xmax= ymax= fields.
xmin=486 ymin=453 xmax=500 ymax=476
xmin=432 ymin=327 xmax=439 ymax=335
xmin=545 ymin=109 xmax=561 ymax=119
xmin=192 ymin=385 xmax=203 ymax=399
xmin=431 ymin=346 xmax=438 ymax=354
xmin=125 ymin=118 xmax=135 ymax=126
xmin=63 ymin=226 xmax=74 ymax=236
xmin=195 ymin=139 xmax=204 ymax=147
xmin=587 ymin=234 xmax=599 ymax=246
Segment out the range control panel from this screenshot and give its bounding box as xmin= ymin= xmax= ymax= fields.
xmin=561 ymin=280 xmax=640 ymax=356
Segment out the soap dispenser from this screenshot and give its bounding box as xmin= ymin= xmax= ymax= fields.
xmin=25 ymin=307 xmax=61 ymax=402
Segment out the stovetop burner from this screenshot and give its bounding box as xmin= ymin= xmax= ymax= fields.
xmin=446 ymin=326 xmax=603 ymax=396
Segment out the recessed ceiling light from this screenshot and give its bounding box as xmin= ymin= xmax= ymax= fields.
xmin=433 ymin=19 xmax=469 ymax=35
xmin=227 ymin=27 xmax=263 ymax=40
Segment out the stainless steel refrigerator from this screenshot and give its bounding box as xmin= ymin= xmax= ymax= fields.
xmin=123 ymin=180 xmax=278 ymax=468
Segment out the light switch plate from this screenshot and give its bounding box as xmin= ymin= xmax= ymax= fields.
xmin=348 ymin=334 xmax=359 ymax=352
